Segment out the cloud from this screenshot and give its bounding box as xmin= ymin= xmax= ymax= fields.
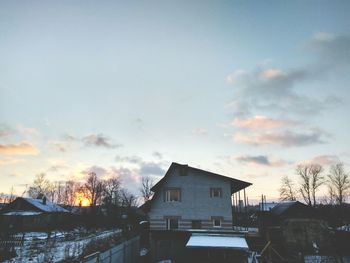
xmin=0 ymin=124 xmax=15 ymax=137
xmin=0 ymin=141 xmax=39 ymax=155
xmin=260 ymin=69 xmax=286 ymax=79
xmin=46 ymin=159 xmax=69 ymax=172
xmin=16 ymin=125 xmax=39 ymax=136
xmin=83 ymin=134 xmax=121 ymax=149
xmin=115 ymin=155 xmax=143 ymax=164
xmin=232 ymin=116 xmax=293 ymax=130
xmin=309 ymin=33 xmax=350 ymax=68
xmin=152 ymin=151 xmax=163 ymax=159
xmin=302 ymin=155 xmax=340 ymax=166
xmin=139 ymin=162 xmax=165 ymax=176
xmin=226 ymin=33 xmax=348 ymax=118
xmin=235 ymin=155 xmax=269 ymax=165
xmin=115 ymin=154 xmax=166 ymax=176
xmin=0 ymin=158 xmax=24 ymax=166
xmin=233 ymin=155 xmax=287 ymax=167
xmin=227 ymin=67 xmax=333 ymax=117
xmin=232 ymin=129 xmax=325 ymax=147
xmin=81 ymin=165 xmax=140 ymax=189
xmin=62 ymin=133 xmax=77 ymax=141
xmin=192 ymin=128 xmax=207 ymax=135
xmin=49 ymin=141 xmax=69 ymax=152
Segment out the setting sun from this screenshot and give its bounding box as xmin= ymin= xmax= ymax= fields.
xmin=75 ymin=192 xmax=91 ymax=207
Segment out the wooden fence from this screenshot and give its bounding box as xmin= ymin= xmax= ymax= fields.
xmin=81 ymin=236 xmax=140 ymax=263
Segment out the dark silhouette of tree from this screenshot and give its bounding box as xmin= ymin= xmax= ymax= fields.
xmin=279 ymin=175 xmax=296 ymax=201
xmin=327 ymin=162 xmax=349 ymax=205
xmin=62 ymin=180 xmax=79 ymax=206
xmin=28 ymin=173 xmax=52 ymax=199
xmin=103 ymin=176 xmax=121 ymax=206
xmin=120 ymin=189 xmax=138 ymax=207
xmin=81 ymin=172 xmax=104 ymax=206
xmin=139 ymin=176 xmax=154 ymax=203
xmin=297 ymin=164 xmax=324 ymax=206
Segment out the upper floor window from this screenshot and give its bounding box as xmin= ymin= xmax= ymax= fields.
xmin=210 ymin=187 xmax=222 ymax=198
xmin=165 ymin=188 xmax=181 ymax=202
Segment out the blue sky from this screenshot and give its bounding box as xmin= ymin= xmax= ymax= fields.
xmin=1 ymin=0 xmax=350 ymax=202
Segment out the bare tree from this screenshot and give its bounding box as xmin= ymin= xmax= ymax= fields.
xmin=62 ymin=180 xmax=78 ymax=206
xmin=120 ymin=189 xmax=138 ymax=208
xmin=327 ymin=162 xmax=350 ymax=205
xmin=0 ymin=187 xmax=17 ymax=203
xmin=139 ymin=176 xmax=154 ymax=203
xmin=279 ymin=175 xmax=296 ymax=201
xmin=81 ymin=172 xmax=104 ymax=206
xmin=297 ymin=164 xmax=324 ymax=206
xmin=28 ymin=173 xmax=52 ymax=199
xmin=103 ymin=176 xmax=121 ymax=206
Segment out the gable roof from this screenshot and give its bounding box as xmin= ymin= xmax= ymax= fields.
xmin=1 ymin=197 xmax=69 ymax=213
xmin=151 ymin=162 xmax=252 ymax=194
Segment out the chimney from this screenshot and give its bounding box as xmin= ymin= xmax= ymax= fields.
xmin=42 ymin=196 xmax=47 ymax=205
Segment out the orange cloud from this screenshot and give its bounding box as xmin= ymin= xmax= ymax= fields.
xmin=232 ymin=130 xmax=323 ymax=147
xmin=260 ymin=69 xmax=286 ymax=79
xmin=233 ymin=116 xmax=292 ymax=130
xmin=0 ymin=141 xmax=39 ymax=155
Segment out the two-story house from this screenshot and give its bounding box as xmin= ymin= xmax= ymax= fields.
xmin=146 ymin=162 xmax=252 ymax=262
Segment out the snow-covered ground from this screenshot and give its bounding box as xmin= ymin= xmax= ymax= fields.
xmin=3 ymin=228 xmax=122 ymax=263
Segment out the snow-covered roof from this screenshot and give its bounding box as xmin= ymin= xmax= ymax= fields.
xmin=186 ymin=234 xmax=249 ymax=250
xmin=23 ymin=197 xmax=69 ymax=213
xmin=3 ymin=211 xmax=43 ymax=216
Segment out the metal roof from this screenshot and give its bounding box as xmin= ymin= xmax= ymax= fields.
xmin=186 ymin=234 xmax=249 ymax=250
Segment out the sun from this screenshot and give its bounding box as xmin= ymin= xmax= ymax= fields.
xmin=80 ymin=198 xmax=90 ymax=207
xmin=75 ymin=192 xmax=91 ymax=207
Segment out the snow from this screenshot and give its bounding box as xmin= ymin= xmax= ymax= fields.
xmin=337 ymin=225 xmax=350 ymax=232
xmin=3 ymin=229 xmax=122 ymax=263
xmin=140 ymin=248 xmax=149 ymax=256
xmin=24 ymin=198 xmax=69 ymax=213
xmin=3 ymin=211 xmax=42 ymax=216
xmin=186 ymin=234 xmax=249 ymax=250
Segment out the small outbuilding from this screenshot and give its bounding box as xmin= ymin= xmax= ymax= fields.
xmin=0 ymin=196 xmax=71 ymax=232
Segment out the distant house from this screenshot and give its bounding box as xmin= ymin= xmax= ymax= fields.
xmin=259 ymin=202 xmax=277 ymax=211
xmin=256 ymin=201 xmax=331 ymax=257
xmin=0 ymin=197 xmax=71 ymax=232
xmin=145 ymin=162 xmax=252 ymax=262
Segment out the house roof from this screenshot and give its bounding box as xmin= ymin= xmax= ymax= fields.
xmin=1 ymin=197 xmax=69 ymax=213
xmin=270 ymin=201 xmax=315 ymax=217
xmin=151 ymin=162 xmax=252 ymax=194
xmin=25 ymin=198 xmax=69 ymax=213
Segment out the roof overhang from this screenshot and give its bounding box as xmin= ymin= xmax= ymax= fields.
xmin=186 ymin=234 xmax=249 ymax=251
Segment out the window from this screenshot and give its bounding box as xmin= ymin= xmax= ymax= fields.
xmin=212 ymin=217 xmax=222 ymax=227
xmin=165 ymin=189 xmax=181 ymax=202
xmin=191 ymin=220 xmax=202 ymax=229
xmin=166 ymin=218 xmax=179 ymax=230
xmin=210 ymin=188 xmax=222 ymax=198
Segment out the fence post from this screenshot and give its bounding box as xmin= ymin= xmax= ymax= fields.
xmin=123 ymin=240 xmax=126 ymax=263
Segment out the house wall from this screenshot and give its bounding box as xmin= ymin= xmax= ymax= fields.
xmin=0 ymin=213 xmax=72 ymax=232
xmin=149 ymin=167 xmax=233 ymax=230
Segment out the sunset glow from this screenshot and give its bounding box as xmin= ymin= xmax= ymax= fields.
xmin=75 ymin=193 xmax=91 ymax=207
xmin=0 ymin=1 xmax=349 ymax=203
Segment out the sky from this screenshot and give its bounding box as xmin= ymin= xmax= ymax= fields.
xmin=1 ymin=0 xmax=350 ymax=203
